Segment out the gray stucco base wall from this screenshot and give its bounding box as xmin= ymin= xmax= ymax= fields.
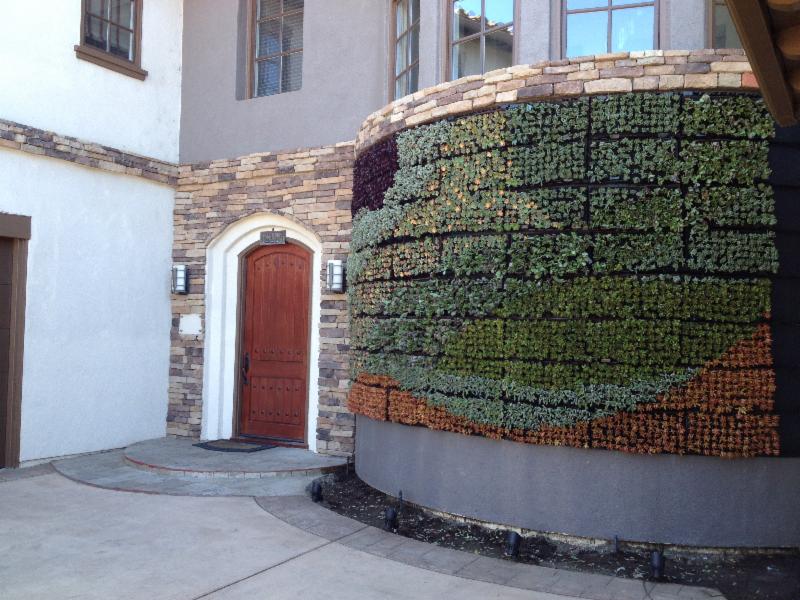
xmin=356 ymin=417 xmax=800 ymax=548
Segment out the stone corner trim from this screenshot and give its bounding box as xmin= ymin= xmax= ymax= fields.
xmin=356 ymin=49 xmax=757 ymax=153
xmin=0 ymin=118 xmax=178 ymax=185
xmin=169 ymin=142 xmax=356 ymax=456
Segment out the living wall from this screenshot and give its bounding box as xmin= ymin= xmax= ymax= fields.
xmin=348 ymin=92 xmax=783 ymax=457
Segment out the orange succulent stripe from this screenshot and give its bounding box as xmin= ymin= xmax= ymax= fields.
xmin=348 ymin=325 xmax=781 ymax=457
xmin=705 ymin=322 xmax=773 ymax=369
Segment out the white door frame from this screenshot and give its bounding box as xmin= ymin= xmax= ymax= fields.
xmin=202 ymin=212 xmax=322 ymax=450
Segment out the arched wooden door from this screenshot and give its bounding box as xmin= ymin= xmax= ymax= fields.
xmin=239 ymin=243 xmax=311 ymax=444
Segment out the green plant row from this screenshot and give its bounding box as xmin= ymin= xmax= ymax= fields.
xmin=351 ymin=185 xmax=776 ymax=253
xmin=396 ymin=99 xmax=590 ymax=168
xmin=351 ymin=315 xmax=756 ymax=369
xmin=348 ymin=228 xmax=778 ymax=284
xmin=351 ymin=349 xmax=696 ymax=428
xmin=588 ymin=139 xmax=771 ymax=185
xmin=350 ymin=276 xmax=771 ymax=323
xmin=689 ymin=229 xmax=779 ymax=273
xmin=382 ymin=138 xmax=771 ymax=211
xmin=395 ymin=94 xmax=774 ymax=170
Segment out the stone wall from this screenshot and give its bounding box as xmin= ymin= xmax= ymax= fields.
xmin=0 ymin=118 xmax=177 ymax=185
xmin=169 ymin=143 xmax=355 ymax=456
xmin=356 ymin=49 xmax=756 ymax=153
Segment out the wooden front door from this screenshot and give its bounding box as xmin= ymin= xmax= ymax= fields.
xmin=239 ymin=243 xmax=311 ymax=444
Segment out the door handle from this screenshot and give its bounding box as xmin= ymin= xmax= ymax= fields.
xmin=242 ymin=352 xmax=250 ymax=386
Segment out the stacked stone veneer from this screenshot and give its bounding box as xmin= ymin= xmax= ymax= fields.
xmin=0 ymin=118 xmax=177 ymax=185
xmin=357 ymin=49 xmax=756 ymax=152
xmin=168 ymin=143 xmax=355 ymax=455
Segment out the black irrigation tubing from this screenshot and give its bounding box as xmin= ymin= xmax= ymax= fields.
xmin=391 ymin=178 xmax=773 ymax=193
xmin=351 ymin=276 xmax=777 ymax=290
xmin=679 ymin=95 xmax=693 ymax=270
xmin=350 ymin=312 xmax=787 ymax=325
xmin=362 ymin=221 xmax=775 ymax=251
xmin=349 ymin=347 xmax=774 ymax=371
xmin=384 ymin=133 xmax=772 ymax=172
xmin=399 ymin=135 xmax=775 ymax=170
xmin=358 ymin=181 xmax=777 ymax=221
xmin=350 ymin=383 xmax=777 ymax=414
xmin=351 ymin=313 xmax=770 ymax=326
xmin=352 ymin=267 xmax=780 ymax=286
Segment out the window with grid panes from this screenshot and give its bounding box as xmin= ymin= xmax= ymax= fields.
xmin=450 ymin=0 xmax=514 ymax=80
xmin=564 ymin=0 xmax=656 ymax=58
xmin=711 ymin=0 xmax=742 ymax=49
xmin=76 ymin=0 xmax=146 ymax=79
xmin=394 ymin=0 xmax=420 ymax=99
xmin=253 ymin=0 xmax=304 ymax=97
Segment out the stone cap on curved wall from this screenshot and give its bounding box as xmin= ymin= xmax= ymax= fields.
xmin=356 ymin=49 xmax=757 ymax=154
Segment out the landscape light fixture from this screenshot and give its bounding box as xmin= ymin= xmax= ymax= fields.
xmin=310 ymin=480 xmax=323 ymax=503
xmin=327 ymin=259 xmax=345 ymax=293
xmin=383 ymin=506 xmax=399 ymax=531
xmin=504 ymin=531 xmax=521 ymax=558
xmin=650 ymin=550 xmax=666 ymax=580
xmin=172 ymin=264 xmax=188 ymax=294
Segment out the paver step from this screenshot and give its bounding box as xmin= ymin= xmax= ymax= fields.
xmin=53 ymin=450 xmax=329 ymax=497
xmin=122 ymin=437 xmax=347 ymax=479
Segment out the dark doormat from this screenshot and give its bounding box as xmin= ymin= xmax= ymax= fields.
xmin=193 ymin=440 xmax=277 ymax=453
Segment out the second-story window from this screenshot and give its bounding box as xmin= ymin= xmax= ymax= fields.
xmin=564 ymin=0 xmax=656 ymax=58
xmin=710 ymin=0 xmax=742 ymax=49
xmin=450 ymin=0 xmax=515 ymax=80
xmin=253 ymin=0 xmax=304 ymax=97
xmin=75 ymin=0 xmax=146 ymax=80
xmin=393 ymin=0 xmax=420 ymax=99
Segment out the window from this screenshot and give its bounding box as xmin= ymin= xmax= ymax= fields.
xmin=393 ymin=0 xmax=421 ymax=99
xmin=564 ymin=0 xmax=657 ymax=58
xmin=251 ymin=0 xmax=304 ymax=98
xmin=75 ymin=0 xmax=146 ymax=80
xmin=449 ymin=0 xmax=515 ymax=80
xmin=710 ymin=0 xmax=742 ymax=49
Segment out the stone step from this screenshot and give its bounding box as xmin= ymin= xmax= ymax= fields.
xmin=121 ymin=437 xmax=347 ymax=480
xmin=53 ymin=450 xmax=328 ymax=497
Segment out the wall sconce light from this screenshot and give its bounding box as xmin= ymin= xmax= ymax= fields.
xmin=327 ymin=259 xmax=345 ymax=293
xmin=172 ymin=264 xmax=188 ymax=295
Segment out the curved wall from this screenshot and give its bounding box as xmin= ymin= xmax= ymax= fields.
xmin=349 ymin=52 xmax=800 ymax=546
xmin=357 ymin=417 xmax=800 ymax=547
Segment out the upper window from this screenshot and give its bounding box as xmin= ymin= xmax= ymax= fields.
xmin=393 ymin=0 xmax=420 ymax=99
xmin=75 ymin=0 xmax=146 ymax=80
xmin=710 ymin=0 xmax=742 ymax=49
xmin=450 ymin=0 xmax=515 ymax=80
xmin=564 ymin=0 xmax=656 ymax=58
xmin=251 ymin=0 xmax=304 ymax=98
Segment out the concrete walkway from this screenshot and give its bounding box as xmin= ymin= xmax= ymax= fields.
xmin=0 ymin=452 xmax=726 ymax=600
xmin=52 ymin=438 xmax=347 ymax=497
xmin=0 ymin=473 xmax=566 ymax=600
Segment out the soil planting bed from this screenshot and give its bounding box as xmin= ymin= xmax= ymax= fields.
xmin=321 ymin=473 xmax=799 ymax=600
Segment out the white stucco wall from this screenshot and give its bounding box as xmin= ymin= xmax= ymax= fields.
xmin=0 ymin=149 xmax=174 ymax=462
xmin=0 ymin=0 xmax=182 ymax=163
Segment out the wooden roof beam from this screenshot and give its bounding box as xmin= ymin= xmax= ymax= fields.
xmin=727 ymin=0 xmax=798 ymax=125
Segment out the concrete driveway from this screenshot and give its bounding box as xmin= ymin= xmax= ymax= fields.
xmin=0 ymin=472 xmax=572 ymax=600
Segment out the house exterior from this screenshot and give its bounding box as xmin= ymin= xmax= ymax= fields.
xmin=1 ymin=0 xmax=798 ymax=547
xmin=0 ymin=0 xmax=182 ymax=464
